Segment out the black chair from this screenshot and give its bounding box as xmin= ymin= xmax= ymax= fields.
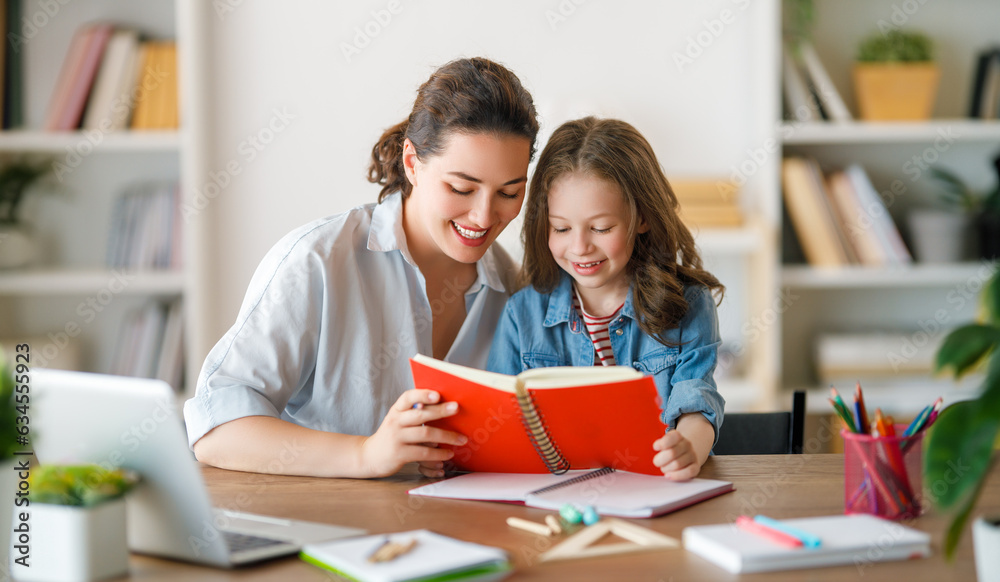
xmin=713 ymin=391 xmax=806 ymax=455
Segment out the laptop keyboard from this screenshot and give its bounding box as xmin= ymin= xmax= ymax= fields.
xmin=223 ymin=530 xmax=289 ymax=553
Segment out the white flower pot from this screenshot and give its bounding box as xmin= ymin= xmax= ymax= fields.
xmin=0 ymin=226 xmax=37 ymax=269
xmin=907 ymin=210 xmax=971 ymax=263
xmin=975 ymin=516 xmax=1000 ymax=582
xmin=11 ymin=498 xmax=128 ymax=582
xmin=0 ymin=458 xmax=19 ymax=580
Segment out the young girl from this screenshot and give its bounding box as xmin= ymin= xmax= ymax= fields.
xmin=185 ymin=58 xmax=538 ymax=479
xmin=485 ymin=117 xmax=725 ymax=481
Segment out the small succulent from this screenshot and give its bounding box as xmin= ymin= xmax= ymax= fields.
xmin=857 ymin=29 xmax=934 ymax=63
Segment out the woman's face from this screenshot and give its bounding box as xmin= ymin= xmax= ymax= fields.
xmin=403 ymin=132 xmax=531 ymax=265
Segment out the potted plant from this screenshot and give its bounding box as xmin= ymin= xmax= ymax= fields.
xmin=853 ymin=29 xmax=939 ymax=120
xmin=0 ymin=355 xmax=25 ymax=578
xmin=12 ymin=464 xmax=138 ymax=582
xmin=0 ymin=157 xmax=51 ymax=269
xmin=928 ymin=154 xmax=1000 ymax=261
xmin=926 ymin=267 xmax=1000 ymax=575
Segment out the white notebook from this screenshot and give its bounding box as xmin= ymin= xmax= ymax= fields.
xmin=409 ymin=467 xmax=733 ymax=518
xmin=683 ymin=514 xmax=931 ymax=573
xmin=301 ymin=530 xmax=510 ymax=582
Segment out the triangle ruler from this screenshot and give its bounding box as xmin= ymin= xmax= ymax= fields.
xmin=540 ymin=518 xmax=680 ymax=562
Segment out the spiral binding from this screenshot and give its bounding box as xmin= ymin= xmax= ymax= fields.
xmin=514 ymin=384 xmax=571 ymax=474
xmin=529 ymin=466 xmax=616 ymax=496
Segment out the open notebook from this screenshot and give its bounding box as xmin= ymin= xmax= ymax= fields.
xmin=409 ymin=468 xmax=733 ymax=518
xmin=682 ymin=514 xmax=931 ymax=573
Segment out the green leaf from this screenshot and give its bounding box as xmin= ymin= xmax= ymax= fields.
xmin=984 ymin=269 xmax=1000 ymax=327
xmin=924 ymin=399 xmax=1000 ymax=509
xmin=934 ymin=324 xmax=999 ymax=379
xmin=942 ymin=466 xmax=991 ymax=560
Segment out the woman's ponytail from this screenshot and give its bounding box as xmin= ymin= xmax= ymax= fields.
xmin=368 ymin=120 xmax=410 ymax=202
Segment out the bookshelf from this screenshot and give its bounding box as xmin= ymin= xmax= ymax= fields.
xmin=0 ymin=0 xmax=206 ymax=398
xmin=775 ymin=0 xmax=1000 ymax=414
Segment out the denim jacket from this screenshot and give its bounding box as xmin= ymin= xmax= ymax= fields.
xmin=486 ymin=273 xmax=725 ymax=445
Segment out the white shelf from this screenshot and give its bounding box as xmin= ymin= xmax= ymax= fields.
xmin=781 ymin=262 xmax=995 ymax=289
xmin=694 ymin=226 xmax=762 ymax=255
xmin=0 ymin=131 xmax=180 ymax=152
xmin=781 ymin=120 xmax=1000 ymax=145
xmin=0 ymin=269 xmax=185 ymax=295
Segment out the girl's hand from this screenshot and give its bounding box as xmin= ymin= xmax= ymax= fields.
xmin=652 ymin=430 xmax=701 ymax=481
xmin=359 ymin=389 xmax=467 ymax=478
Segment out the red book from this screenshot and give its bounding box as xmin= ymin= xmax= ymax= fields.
xmin=410 ymin=355 xmax=667 ymax=475
xmin=45 ymin=23 xmax=114 ymax=131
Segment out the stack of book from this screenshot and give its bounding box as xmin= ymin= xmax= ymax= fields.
xmin=815 ymin=332 xmax=938 ymax=388
xmin=110 ymin=300 xmax=184 ymax=391
xmin=782 ymin=42 xmax=853 ymax=123
xmin=672 ymin=180 xmax=743 ymax=229
xmin=970 ymin=48 xmax=1000 ymax=119
xmin=781 ymin=157 xmax=911 ymax=267
xmin=106 ymin=182 xmax=181 ymax=271
xmin=43 ymin=23 xmax=177 ymax=132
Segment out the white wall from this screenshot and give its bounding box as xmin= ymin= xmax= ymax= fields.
xmin=199 ymin=0 xmax=771 ymax=349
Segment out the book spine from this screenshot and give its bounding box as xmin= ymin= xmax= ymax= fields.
xmin=513 ymin=383 xmax=571 ymax=475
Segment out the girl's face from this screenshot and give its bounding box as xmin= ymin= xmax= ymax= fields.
xmin=547 ymin=172 xmax=648 ymax=307
xmin=403 ymin=132 xmax=531 ymax=265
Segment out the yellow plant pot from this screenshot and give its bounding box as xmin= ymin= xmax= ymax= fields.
xmin=852 ymin=63 xmax=940 ymax=121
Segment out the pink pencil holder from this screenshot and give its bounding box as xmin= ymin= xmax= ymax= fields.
xmin=842 ymin=426 xmax=923 ymax=520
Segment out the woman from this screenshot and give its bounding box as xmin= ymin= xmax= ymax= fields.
xmin=184 ymin=57 xmax=538 ymax=479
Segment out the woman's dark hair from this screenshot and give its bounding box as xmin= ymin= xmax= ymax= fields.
xmin=368 ymin=57 xmax=539 ymax=202
xmin=521 ymin=116 xmax=724 ymax=345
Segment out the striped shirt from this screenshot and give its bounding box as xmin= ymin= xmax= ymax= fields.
xmin=572 ymin=287 xmax=624 ymax=366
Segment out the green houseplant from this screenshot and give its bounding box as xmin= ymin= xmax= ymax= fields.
xmin=929 ymin=154 xmax=1000 ymax=260
xmin=14 ymin=464 xmax=138 ymax=582
xmin=0 ymin=355 xmax=24 ymax=575
xmin=927 ymin=267 xmax=1000 ymax=563
xmin=853 ymin=29 xmax=939 ymax=120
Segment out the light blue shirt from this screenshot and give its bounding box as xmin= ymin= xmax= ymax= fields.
xmin=486 ymin=273 xmax=725 ymax=445
xmin=184 ymin=192 xmax=518 ymax=447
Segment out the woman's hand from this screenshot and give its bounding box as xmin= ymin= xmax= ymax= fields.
xmin=359 ymin=389 xmax=467 ymax=478
xmin=652 ymin=430 xmax=701 ymax=481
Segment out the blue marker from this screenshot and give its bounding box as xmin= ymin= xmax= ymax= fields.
xmin=753 ymin=515 xmax=822 ymax=548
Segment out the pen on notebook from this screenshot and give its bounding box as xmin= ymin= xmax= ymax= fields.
xmin=735 ymin=515 xmax=803 ymax=549
xmin=367 ymin=537 xmax=418 ymax=563
xmin=752 ymin=516 xmax=822 ymax=548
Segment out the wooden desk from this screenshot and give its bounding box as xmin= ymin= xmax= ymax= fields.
xmin=124 ymin=455 xmax=994 ymax=580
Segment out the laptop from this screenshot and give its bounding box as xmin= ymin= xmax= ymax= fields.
xmin=30 ymin=369 xmax=366 ymax=567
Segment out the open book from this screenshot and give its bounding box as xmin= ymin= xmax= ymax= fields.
xmin=410 ymin=355 xmax=666 ymax=475
xmin=409 ymin=468 xmax=733 ymax=519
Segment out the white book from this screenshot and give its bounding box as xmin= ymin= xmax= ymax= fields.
xmin=844 ymin=164 xmax=912 ymax=265
xmin=409 ymin=468 xmax=733 ymax=519
xmin=782 ymin=44 xmax=816 ymax=121
xmin=155 ymin=300 xmax=184 ymax=391
xmin=301 ymin=530 xmax=510 ymax=582
xmin=83 ymin=29 xmax=140 ymax=131
xmin=131 ymin=303 xmax=167 ymax=378
xmin=683 ymin=514 xmax=930 ymax=574
xmin=799 ymin=42 xmax=853 ymax=122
